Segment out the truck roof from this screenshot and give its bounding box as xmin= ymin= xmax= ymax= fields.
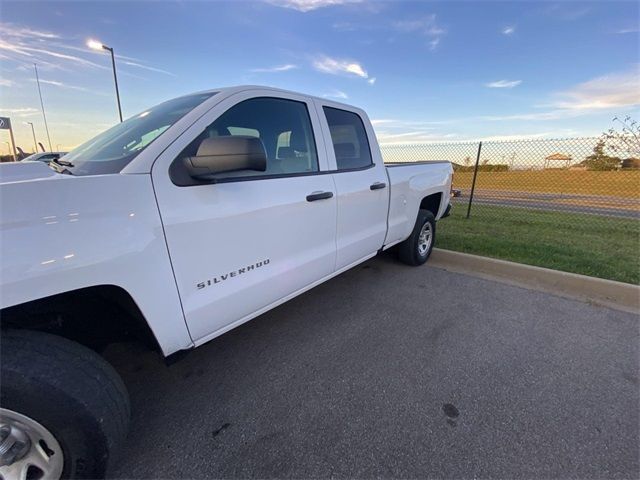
xmin=196 ymin=85 xmax=357 ymax=110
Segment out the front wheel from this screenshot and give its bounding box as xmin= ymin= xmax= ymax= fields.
xmin=0 ymin=330 xmax=130 ymax=479
xmin=397 ymin=210 xmax=436 ymax=266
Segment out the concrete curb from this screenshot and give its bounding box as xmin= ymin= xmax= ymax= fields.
xmin=429 ymin=248 xmax=640 ymax=314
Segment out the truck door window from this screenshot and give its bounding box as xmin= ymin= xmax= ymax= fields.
xmin=180 ymin=97 xmax=319 ymax=179
xmin=323 ymin=107 xmax=373 ymax=170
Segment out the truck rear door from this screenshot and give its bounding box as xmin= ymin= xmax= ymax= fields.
xmin=315 ymin=102 xmax=389 ymax=270
xmin=151 ymin=90 xmax=337 ymax=343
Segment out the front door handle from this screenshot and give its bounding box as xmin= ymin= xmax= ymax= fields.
xmin=306 ymin=191 xmax=334 ymax=202
xmin=370 ymin=182 xmax=387 ymax=190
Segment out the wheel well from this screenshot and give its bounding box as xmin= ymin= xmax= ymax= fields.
xmin=0 ymin=285 xmax=161 ymax=354
xmin=420 ymin=192 xmax=443 ymax=217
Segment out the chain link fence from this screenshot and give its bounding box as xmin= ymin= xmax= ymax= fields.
xmin=381 ymin=137 xmax=640 ymax=284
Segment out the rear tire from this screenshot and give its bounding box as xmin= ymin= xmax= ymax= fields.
xmin=0 ymin=329 xmax=130 ymax=479
xmin=398 ymin=210 xmax=436 ymax=266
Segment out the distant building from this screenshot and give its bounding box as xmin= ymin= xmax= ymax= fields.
xmin=544 ymin=153 xmax=572 ymax=169
xmin=621 ymin=158 xmax=640 ymax=170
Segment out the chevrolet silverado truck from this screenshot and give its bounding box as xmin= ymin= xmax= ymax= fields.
xmin=0 ymin=86 xmax=452 ymax=479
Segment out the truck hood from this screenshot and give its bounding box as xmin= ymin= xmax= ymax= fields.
xmin=0 ymin=170 xmax=164 ymax=306
xmin=0 ymin=161 xmax=58 ymax=185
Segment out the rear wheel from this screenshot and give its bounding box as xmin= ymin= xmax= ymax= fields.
xmin=397 ymin=210 xmax=436 ymax=266
xmin=0 ymin=329 xmax=130 ymax=479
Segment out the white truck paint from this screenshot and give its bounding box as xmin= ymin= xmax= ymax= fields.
xmin=0 ymin=86 xmax=453 ymax=356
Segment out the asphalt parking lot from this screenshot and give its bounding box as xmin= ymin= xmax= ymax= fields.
xmin=107 ymin=252 xmax=639 ymax=479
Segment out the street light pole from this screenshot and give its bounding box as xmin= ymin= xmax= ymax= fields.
xmin=105 ymin=46 xmax=123 ymax=122
xmin=87 ymin=39 xmax=123 ymax=122
xmin=25 ymin=122 xmax=37 ymax=153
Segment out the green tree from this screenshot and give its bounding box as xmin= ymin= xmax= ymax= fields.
xmin=583 ymin=140 xmax=621 ymax=171
xmin=602 ymin=116 xmax=640 ymax=159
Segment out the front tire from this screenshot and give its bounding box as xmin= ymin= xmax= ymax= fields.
xmin=397 ymin=210 xmax=436 ymax=266
xmin=0 ymin=330 xmax=130 ymax=479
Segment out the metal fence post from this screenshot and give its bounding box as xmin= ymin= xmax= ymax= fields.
xmin=466 ymin=141 xmax=483 ymax=219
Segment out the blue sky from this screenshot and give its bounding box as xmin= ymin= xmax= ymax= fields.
xmin=1 ymin=0 xmax=638 ymax=152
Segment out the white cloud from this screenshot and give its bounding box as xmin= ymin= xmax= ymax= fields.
xmin=1 ymin=107 xmax=38 ymax=113
xmin=377 ymin=131 xmax=458 ymax=144
xmin=0 ymin=107 xmax=39 ymax=118
xmin=393 ymin=16 xmax=445 ymax=36
xmin=32 ymin=78 xmax=109 ymax=96
xmin=367 ymin=77 xmax=376 ymax=85
xmin=479 ymin=133 xmax=552 ymax=142
xmin=30 ymin=48 xmax=107 ymax=69
xmin=0 ymin=29 xmax=106 ymax=70
xmin=372 ymin=119 xmax=454 ymax=128
xmin=0 ymin=39 xmax=34 ymax=57
xmin=313 ymin=55 xmax=370 ymax=79
xmin=502 ymin=25 xmax=515 ymax=35
xmin=122 ymin=61 xmax=175 ymax=76
xmin=550 ymin=68 xmax=640 ymax=111
xmin=374 ymin=70 xmax=640 ymax=139
xmin=50 ymin=42 xmax=142 ymax=63
xmin=615 ymin=27 xmax=640 ymax=34
xmin=322 ymin=90 xmax=349 ymax=99
xmin=372 ymin=118 xmax=458 ymax=144
xmin=0 ymin=78 xmax=14 ymax=87
xmin=371 ymin=119 xmax=393 ymax=126
xmin=266 ymin=0 xmax=361 ymax=12
xmin=480 ymin=111 xmax=574 ymax=122
xmin=392 ymin=14 xmax=446 ymax=51
xmin=250 ymin=64 xmax=298 ymax=73
xmin=37 ymin=79 xmax=65 ymax=87
xmin=485 ymin=79 xmax=522 ymax=88
xmin=482 ymin=68 xmax=640 ymax=122
xmin=332 ymin=21 xmax=356 ymax=31
xmin=0 ymin=22 xmax=173 ymax=78
xmin=0 ymin=23 xmax=59 ymax=40
xmin=542 ymin=4 xmax=591 ymax=21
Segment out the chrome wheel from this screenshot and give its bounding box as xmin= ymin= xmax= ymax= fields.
xmin=417 ymin=222 xmax=432 ymax=256
xmin=0 ymin=408 xmax=64 ymax=480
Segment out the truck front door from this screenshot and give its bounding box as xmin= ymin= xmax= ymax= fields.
xmin=152 ymin=91 xmax=337 ymax=343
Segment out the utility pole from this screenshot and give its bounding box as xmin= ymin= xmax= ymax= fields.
xmin=34 ymin=64 xmax=53 ymax=151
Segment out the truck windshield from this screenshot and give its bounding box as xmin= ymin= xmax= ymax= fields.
xmin=61 ymin=92 xmax=215 ymax=175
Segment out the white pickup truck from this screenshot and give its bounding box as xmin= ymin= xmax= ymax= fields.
xmin=0 ymin=86 xmax=452 ymax=479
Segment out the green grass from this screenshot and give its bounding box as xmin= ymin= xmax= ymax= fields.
xmin=437 ymin=205 xmax=640 ymax=284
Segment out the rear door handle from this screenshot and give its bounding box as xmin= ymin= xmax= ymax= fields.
xmin=370 ymin=182 xmax=387 ymax=190
xmin=306 ymin=191 xmax=334 ymax=202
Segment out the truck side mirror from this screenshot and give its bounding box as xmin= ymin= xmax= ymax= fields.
xmin=182 ymin=136 xmax=267 ymax=179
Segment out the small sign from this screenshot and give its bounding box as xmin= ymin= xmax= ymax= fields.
xmin=0 ymin=117 xmax=11 ymax=130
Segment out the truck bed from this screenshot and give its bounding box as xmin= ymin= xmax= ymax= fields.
xmin=384 ymin=161 xmax=453 ymax=247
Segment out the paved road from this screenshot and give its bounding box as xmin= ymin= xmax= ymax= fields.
xmin=106 ymin=253 xmax=639 ymax=479
xmin=452 ymin=189 xmax=640 ymax=219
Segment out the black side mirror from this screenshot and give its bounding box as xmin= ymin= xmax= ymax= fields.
xmin=183 ymin=136 xmax=267 ymax=179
